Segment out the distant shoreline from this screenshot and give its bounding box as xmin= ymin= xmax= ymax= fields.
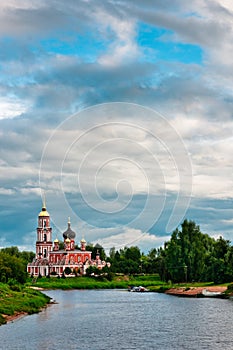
xmin=165 ymin=286 xmax=227 ymax=297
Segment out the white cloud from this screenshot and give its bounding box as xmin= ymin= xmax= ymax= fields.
xmin=0 ymin=97 xmax=29 ymax=119
xmin=96 ymin=10 xmax=140 ymax=67
xmin=91 ymin=226 xmax=168 ymax=253
xmin=0 ymin=188 xmax=15 ymax=195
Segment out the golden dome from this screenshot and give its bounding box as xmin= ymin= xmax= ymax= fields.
xmin=65 ymin=237 xmax=71 ymax=243
xmin=39 ymin=210 xmax=50 ymax=217
xmin=54 ymin=238 xmax=59 ymax=243
xmin=80 ymin=237 xmax=86 ymax=243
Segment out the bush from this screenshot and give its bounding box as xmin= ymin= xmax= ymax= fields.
xmin=0 ymin=314 xmax=7 ymax=325
xmin=50 ymin=271 xmax=57 ymax=276
xmin=226 ymin=283 xmax=233 ymax=294
xmin=64 ymin=267 xmax=72 ymax=275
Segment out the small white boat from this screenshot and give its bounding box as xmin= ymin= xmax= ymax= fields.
xmin=202 ymin=289 xmax=222 ymax=297
xmin=128 ymin=286 xmax=149 ymax=292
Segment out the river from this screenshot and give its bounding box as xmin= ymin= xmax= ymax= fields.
xmin=0 ymin=289 xmax=233 ymax=350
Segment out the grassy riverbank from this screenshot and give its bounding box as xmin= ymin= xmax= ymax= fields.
xmin=0 ymin=283 xmax=51 ymax=326
xmin=27 ymin=274 xmax=166 ymax=290
xmin=26 ymin=274 xmax=231 ymax=293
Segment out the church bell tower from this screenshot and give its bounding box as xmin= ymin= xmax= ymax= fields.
xmin=36 ymin=198 xmax=53 ymax=259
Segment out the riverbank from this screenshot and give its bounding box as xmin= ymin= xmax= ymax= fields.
xmin=0 ymin=283 xmax=51 ymax=326
xmin=3 ymin=311 xmax=28 ymax=324
xmin=27 ymin=274 xmax=164 ymax=290
xmin=27 ymin=275 xmax=232 ymax=296
xmin=165 ymin=286 xmax=227 ymax=297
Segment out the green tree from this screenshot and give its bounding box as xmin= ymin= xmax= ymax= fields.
xmin=86 ymin=265 xmax=101 ymax=276
xmin=0 ymin=252 xmax=27 ymax=284
xmin=64 ymin=266 xmax=72 ymax=275
xmin=92 ymin=243 xmax=106 ymax=261
xmin=160 ymin=220 xmax=217 ymax=283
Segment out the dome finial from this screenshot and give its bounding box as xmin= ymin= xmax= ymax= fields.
xmin=68 ymin=217 xmax=71 ymax=224
xmin=38 ymin=190 xmax=49 ymax=217
xmin=42 ymin=190 xmax=46 ymax=209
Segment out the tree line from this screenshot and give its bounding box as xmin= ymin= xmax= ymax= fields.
xmin=1 ymin=219 xmax=233 ymax=284
xmin=0 ymin=247 xmax=34 ymax=284
xmin=107 ymin=220 xmax=233 ymax=284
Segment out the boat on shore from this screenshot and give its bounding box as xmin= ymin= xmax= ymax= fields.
xmin=201 ymin=289 xmax=222 ymax=297
xmin=128 ymin=285 xmax=149 ymax=292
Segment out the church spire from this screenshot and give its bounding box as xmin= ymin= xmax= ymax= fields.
xmin=39 ymin=191 xmax=49 ymax=217
xmin=42 ymin=191 xmax=46 ymax=210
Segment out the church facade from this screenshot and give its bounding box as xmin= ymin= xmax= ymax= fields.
xmin=27 ymin=202 xmax=109 ymax=277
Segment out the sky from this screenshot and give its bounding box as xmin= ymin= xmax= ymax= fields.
xmin=0 ymin=0 xmax=233 ymax=253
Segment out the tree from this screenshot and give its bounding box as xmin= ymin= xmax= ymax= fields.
xmin=0 ymin=251 xmax=27 ymax=284
xmin=92 ymin=244 xmax=106 ymax=261
xmin=214 ymin=236 xmax=230 ymax=260
xmin=125 ymin=246 xmax=141 ymax=261
xmin=160 ymin=220 xmax=218 ymax=283
xmin=109 ymin=247 xmax=116 ymax=261
xmin=86 ymin=265 xmax=100 ymax=276
xmin=64 ymin=267 xmax=72 ymax=275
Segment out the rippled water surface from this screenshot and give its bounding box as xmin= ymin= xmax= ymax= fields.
xmin=1 ymin=289 xmax=233 ymax=350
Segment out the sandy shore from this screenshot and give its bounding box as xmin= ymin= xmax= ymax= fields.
xmin=3 ymin=312 xmax=28 ymax=324
xmin=165 ymin=286 xmax=227 ymax=297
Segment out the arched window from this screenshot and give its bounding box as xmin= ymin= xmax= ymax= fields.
xmin=44 ymin=249 xmax=47 ymax=258
xmin=44 ymin=234 xmax=47 ymax=242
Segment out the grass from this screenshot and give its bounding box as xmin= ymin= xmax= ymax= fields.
xmin=27 ymin=274 xmax=232 ymax=295
xmin=0 ymin=283 xmax=51 ymax=326
xmin=27 ymin=274 xmax=167 ymax=290
xmin=28 ymin=274 xmax=227 ymax=291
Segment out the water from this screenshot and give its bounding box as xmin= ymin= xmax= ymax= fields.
xmin=1 ymin=289 xmax=233 ymax=350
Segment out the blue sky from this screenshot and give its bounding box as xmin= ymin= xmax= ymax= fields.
xmin=0 ymin=0 xmax=233 ymax=253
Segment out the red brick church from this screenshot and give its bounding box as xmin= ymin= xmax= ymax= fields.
xmin=27 ymin=201 xmax=109 ymax=276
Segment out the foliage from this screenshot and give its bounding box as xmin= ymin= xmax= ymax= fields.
xmin=156 ymin=220 xmax=233 ymax=283
xmin=59 ymin=241 xmax=65 ymax=250
xmin=1 ymin=219 xmax=233 ymax=287
xmin=64 ymin=267 xmax=72 ymax=275
xmin=85 ymin=265 xmax=101 ymax=276
xmin=0 ymin=283 xmax=50 ymax=325
xmin=27 ymin=274 xmax=164 ymax=290
xmin=107 ymin=220 xmax=233 ymax=284
xmin=109 ymin=246 xmax=142 ymax=274
xmin=0 ymin=246 xmax=35 ymax=284
xmin=86 ymin=243 xmax=106 ymax=260
xmin=225 ymin=283 xmax=233 ymax=295
xmin=0 ymin=252 xmax=27 ymax=284
xmin=0 ymin=246 xmax=35 ymax=263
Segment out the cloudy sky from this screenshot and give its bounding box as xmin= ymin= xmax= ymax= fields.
xmin=0 ymin=0 xmax=233 ymax=253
